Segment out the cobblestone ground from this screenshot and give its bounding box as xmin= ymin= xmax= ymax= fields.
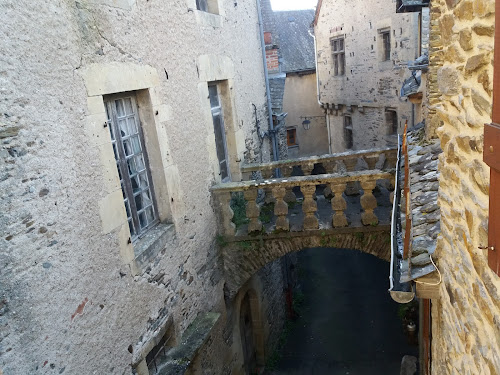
xmin=266 ymin=247 xmax=418 ymax=375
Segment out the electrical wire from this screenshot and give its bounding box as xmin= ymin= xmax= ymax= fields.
xmin=413 ymin=253 xmax=442 ymax=286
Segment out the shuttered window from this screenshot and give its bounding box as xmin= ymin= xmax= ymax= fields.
xmin=485 ymin=3 xmax=500 ymax=275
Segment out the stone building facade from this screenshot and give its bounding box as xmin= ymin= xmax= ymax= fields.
xmin=313 ymin=0 xmax=419 ymax=152
xmin=0 ymin=0 xmax=291 ymax=374
xmin=425 ymin=0 xmax=500 ymax=373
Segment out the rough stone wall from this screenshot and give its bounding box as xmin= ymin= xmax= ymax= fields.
xmin=329 ymin=106 xmax=398 ymax=151
xmin=0 ymin=1 xmax=270 ymax=374
xmin=186 ymin=255 xmax=291 ymax=375
xmin=283 ymin=72 xmax=329 ymax=158
xmin=428 ymin=0 xmax=500 ymax=373
xmin=314 ymin=0 xmax=418 ymax=151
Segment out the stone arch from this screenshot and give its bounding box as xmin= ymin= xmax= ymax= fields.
xmin=232 ymin=284 xmax=266 ymax=374
xmin=223 ymin=227 xmax=391 ymax=298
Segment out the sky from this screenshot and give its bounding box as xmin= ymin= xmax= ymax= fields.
xmin=271 ymin=0 xmax=317 ymax=11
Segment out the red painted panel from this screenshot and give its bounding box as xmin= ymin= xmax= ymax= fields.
xmin=488 ymin=169 xmax=500 ymax=275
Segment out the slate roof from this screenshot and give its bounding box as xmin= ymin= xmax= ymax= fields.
xmin=400 ymin=127 xmax=441 ymax=282
xmin=273 ymin=10 xmax=316 ymax=73
xmin=269 ymin=77 xmax=286 ymax=113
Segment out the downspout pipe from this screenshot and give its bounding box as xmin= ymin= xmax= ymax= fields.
xmin=256 ymin=0 xmax=279 ymax=163
xmin=309 ymin=28 xmax=332 ymax=154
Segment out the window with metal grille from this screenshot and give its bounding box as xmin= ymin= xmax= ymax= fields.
xmin=382 ymin=31 xmax=391 ymax=61
xmin=209 ymin=84 xmax=230 ymax=182
xmin=286 ymin=128 xmax=297 ymax=147
xmin=104 ymin=94 xmax=158 ymax=240
xmin=344 ymin=116 xmax=353 ymax=149
xmin=331 ymin=37 xmax=345 ymax=76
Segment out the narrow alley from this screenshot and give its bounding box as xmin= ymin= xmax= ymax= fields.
xmin=267 ymin=248 xmax=418 ymax=375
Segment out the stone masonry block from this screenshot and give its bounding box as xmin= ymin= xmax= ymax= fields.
xmin=437 ymin=66 xmax=460 ymax=95
xmin=99 ymin=189 xmax=127 ymax=234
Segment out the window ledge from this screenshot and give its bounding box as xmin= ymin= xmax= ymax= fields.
xmin=131 ymin=223 xmax=176 ymax=275
xmin=156 ymin=312 xmax=221 ymax=375
xmin=195 ymin=10 xmax=223 ymax=28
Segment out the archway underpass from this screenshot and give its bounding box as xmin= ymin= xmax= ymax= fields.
xmin=265 ymin=247 xmax=418 ymax=374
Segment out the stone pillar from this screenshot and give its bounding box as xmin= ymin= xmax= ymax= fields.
xmin=218 ymin=192 xmax=236 ymax=236
xmin=360 ymin=180 xmax=379 ymax=226
xmin=300 ymin=184 xmax=318 ymax=230
xmin=330 ymin=183 xmax=348 ymax=227
xmin=244 ymin=189 xmax=262 ymax=233
xmin=273 ymin=186 xmax=289 ymax=231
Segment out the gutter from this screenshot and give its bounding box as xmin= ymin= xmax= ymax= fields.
xmin=309 ymin=27 xmax=332 ymax=154
xmin=256 ymin=0 xmax=279 ymax=163
xmin=389 ymin=134 xmax=414 ymax=303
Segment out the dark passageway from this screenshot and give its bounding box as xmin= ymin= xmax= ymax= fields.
xmin=267 ymin=248 xmax=418 ymax=375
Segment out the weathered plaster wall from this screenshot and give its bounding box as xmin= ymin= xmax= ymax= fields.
xmin=0 ymin=0 xmax=271 ymax=373
xmin=314 ymin=0 xmax=417 ymax=151
xmin=186 ymin=255 xmax=293 ymax=375
xmin=282 ymin=72 xmax=329 ymax=158
xmin=428 ymin=0 xmax=500 ymax=373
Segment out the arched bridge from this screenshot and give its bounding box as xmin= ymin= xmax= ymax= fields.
xmin=211 ymin=148 xmax=397 ymax=296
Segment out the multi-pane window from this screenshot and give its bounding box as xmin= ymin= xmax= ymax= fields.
xmin=382 ymin=31 xmax=391 ymax=61
xmin=344 ymin=116 xmax=353 ymax=149
xmin=105 ymin=95 xmax=158 ymax=239
xmin=331 ymin=37 xmax=345 ymax=76
xmin=208 ymin=84 xmax=230 ymax=182
xmin=286 ymin=128 xmax=297 ymax=146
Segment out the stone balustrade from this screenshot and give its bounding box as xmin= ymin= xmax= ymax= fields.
xmin=240 ymin=147 xmax=397 ymax=180
xmin=211 ymin=170 xmax=395 ymax=238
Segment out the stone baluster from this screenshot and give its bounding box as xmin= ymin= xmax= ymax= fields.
xmin=244 ymin=189 xmax=262 ymax=233
xmin=300 ymin=184 xmax=318 ymax=230
xmin=218 ymin=192 xmax=236 ymax=236
xmin=323 ymin=161 xmax=335 ymax=174
xmin=330 ymin=183 xmax=348 ymax=227
xmin=344 ymin=158 xmax=358 ymax=172
xmin=262 ymin=169 xmax=273 ymax=179
xmin=282 ymin=166 xmax=294 ymax=177
xmin=272 ymin=186 xmax=289 ymax=231
xmin=360 ymin=179 xmax=379 ymax=226
xmin=301 ymin=164 xmax=314 ymax=176
xmin=281 ymin=166 xmax=297 ymax=203
xmin=241 ymin=171 xmax=252 ymax=181
xmin=365 ymin=155 xmax=379 ymax=170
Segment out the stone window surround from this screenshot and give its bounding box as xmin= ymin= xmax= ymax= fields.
xmin=81 ymin=62 xmax=179 ymax=276
xmin=377 ymin=27 xmax=392 ymax=64
xmin=197 ymin=55 xmax=245 ymax=183
xmin=133 ymin=315 xmax=176 ymax=375
xmin=187 ymin=0 xmax=224 ymax=28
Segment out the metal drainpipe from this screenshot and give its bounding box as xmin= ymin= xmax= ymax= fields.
xmin=309 ymin=28 xmax=332 ymax=154
xmin=256 ymin=0 xmax=279 ymax=163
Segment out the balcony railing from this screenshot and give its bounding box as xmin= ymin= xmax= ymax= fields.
xmin=212 ymin=170 xmax=395 ymax=238
xmin=240 ymin=147 xmax=397 ymax=180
